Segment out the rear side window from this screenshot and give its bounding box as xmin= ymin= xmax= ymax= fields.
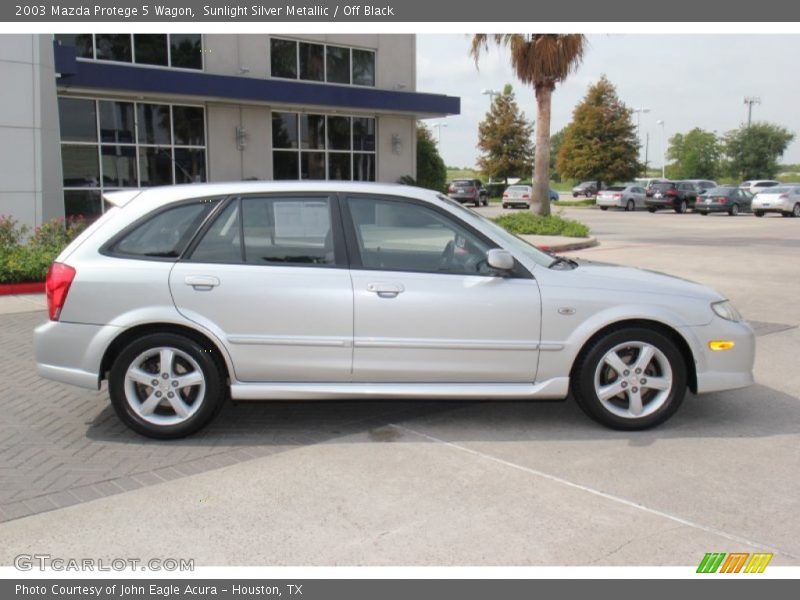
xmin=109 ymin=200 xmax=217 ymax=259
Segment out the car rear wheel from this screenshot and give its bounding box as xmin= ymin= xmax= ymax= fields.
xmin=729 ymin=203 xmax=739 ymax=216
xmin=626 ymin=199 xmax=635 ymax=212
xmin=571 ymin=328 xmax=687 ymax=430
xmin=109 ymin=333 xmax=226 ymax=439
xmin=502 ymin=203 xmax=508 ymax=209
xmin=675 ymin=200 xmax=688 ymax=214
xmin=599 ymin=206 xmax=608 ymax=211
xmin=647 ymin=207 xmax=657 ymax=213
xmin=794 ymin=203 xmax=800 ymax=217
xmin=754 ymin=211 xmax=764 ymax=217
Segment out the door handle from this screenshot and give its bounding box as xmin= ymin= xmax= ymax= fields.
xmin=367 ymin=282 xmax=405 ymax=298
xmin=185 ymin=275 xmax=220 ymax=290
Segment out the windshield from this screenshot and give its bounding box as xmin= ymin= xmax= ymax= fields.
xmin=705 ymin=187 xmax=735 ymax=195
xmin=437 ymin=194 xmax=557 ymax=268
xmin=606 ymin=186 xmax=625 ymax=191
xmin=762 ymin=186 xmax=792 ymax=194
xmin=578 ymin=181 xmax=594 ymax=186
xmin=652 ymin=182 xmax=675 ymax=191
xmin=507 ymin=186 xmax=530 ymax=192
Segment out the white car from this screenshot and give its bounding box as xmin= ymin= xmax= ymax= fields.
xmin=751 ymin=185 xmax=800 ymax=217
xmin=502 ymin=185 xmax=532 ymax=208
xmin=740 ymin=180 xmax=780 ymax=195
xmin=596 ymin=184 xmax=647 ymax=211
xmin=34 ymin=182 xmax=755 ymax=438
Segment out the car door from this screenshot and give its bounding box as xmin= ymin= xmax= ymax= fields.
xmin=169 ymin=194 xmax=353 ymax=383
xmin=342 ymin=193 xmax=542 ymax=383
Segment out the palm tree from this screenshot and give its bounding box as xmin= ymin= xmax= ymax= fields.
xmin=471 ymin=34 xmax=587 ymax=216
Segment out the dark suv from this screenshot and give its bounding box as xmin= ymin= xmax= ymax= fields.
xmin=645 ymin=181 xmax=699 ymax=214
xmin=447 ymin=179 xmax=489 ymax=207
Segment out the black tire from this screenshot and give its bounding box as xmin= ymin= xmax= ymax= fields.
xmin=626 ymin=199 xmax=635 ymax=212
xmin=794 ymin=203 xmax=800 ymax=218
xmin=781 ymin=212 xmax=791 ymax=218
xmin=109 ymin=333 xmax=227 ymax=439
xmin=754 ymin=211 xmax=764 ymax=217
xmin=502 ymin=203 xmax=508 ymax=209
xmin=571 ymin=327 xmax=688 ymax=430
xmin=700 ymin=211 xmax=708 ymax=215
xmin=647 ymin=207 xmax=657 ymax=213
xmin=729 ymin=203 xmax=739 ymax=216
xmin=600 ymin=206 xmax=608 ymax=211
xmin=675 ymin=200 xmax=688 ymax=214
xmin=474 ymin=200 xmax=481 ymax=207
xmin=573 ymin=192 xmax=579 ymax=198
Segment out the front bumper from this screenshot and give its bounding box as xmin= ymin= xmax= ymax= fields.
xmin=680 ymin=317 xmax=756 ymax=394
xmin=34 ymin=320 xmax=122 ymax=390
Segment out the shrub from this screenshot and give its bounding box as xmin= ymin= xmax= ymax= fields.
xmin=493 ymin=212 xmax=590 ymax=238
xmin=0 ymin=216 xmax=87 ymax=284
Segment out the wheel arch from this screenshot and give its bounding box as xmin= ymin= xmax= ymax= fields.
xmin=569 ymin=318 xmax=698 ymax=394
xmin=100 ymin=323 xmax=232 ymax=385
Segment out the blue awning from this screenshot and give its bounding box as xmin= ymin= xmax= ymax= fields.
xmin=54 ymin=43 xmax=460 ymax=117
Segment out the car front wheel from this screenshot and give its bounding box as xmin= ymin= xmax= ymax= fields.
xmin=109 ymin=333 xmax=227 ymax=439
xmin=754 ymin=211 xmax=764 ymax=217
xmin=675 ymin=200 xmax=688 ymax=214
xmin=571 ymin=328 xmax=687 ymax=430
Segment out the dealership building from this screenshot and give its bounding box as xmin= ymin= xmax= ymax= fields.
xmin=0 ymin=34 xmax=459 ymax=227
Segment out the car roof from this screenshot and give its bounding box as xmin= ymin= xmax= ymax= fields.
xmin=104 ymin=181 xmax=435 ymax=208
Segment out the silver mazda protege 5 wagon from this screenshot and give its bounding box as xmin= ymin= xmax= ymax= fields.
xmin=34 ymin=182 xmax=755 ymax=438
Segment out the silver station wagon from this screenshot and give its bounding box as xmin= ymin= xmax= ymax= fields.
xmin=35 ymin=182 xmax=755 ymax=438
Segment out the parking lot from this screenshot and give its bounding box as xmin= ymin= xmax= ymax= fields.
xmin=0 ymin=206 xmax=798 ymax=566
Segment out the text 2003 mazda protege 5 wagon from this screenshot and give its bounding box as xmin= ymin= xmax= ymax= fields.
xmin=35 ymin=182 xmax=755 ymax=438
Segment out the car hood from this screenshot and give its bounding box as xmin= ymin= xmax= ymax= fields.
xmin=564 ymin=260 xmax=725 ymax=302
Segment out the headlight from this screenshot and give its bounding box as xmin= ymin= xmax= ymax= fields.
xmin=712 ymin=300 xmax=743 ymax=322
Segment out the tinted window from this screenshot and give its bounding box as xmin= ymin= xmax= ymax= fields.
xmin=299 ymin=42 xmax=324 ymax=81
xmin=241 ymin=197 xmax=334 ymax=265
xmin=137 ymin=103 xmax=171 ymax=145
xmin=170 ymin=34 xmax=202 ymax=69
xmin=99 ymin=101 xmax=135 ymax=143
xmin=327 ymin=116 xmax=351 ymax=150
xmin=190 ymin=201 xmax=242 ymax=263
xmin=134 ymin=34 xmax=168 ymax=66
xmin=55 ymin=34 xmax=94 ymax=59
xmin=606 ymin=186 xmax=625 ymax=191
xmin=271 ymin=39 xmax=297 ymax=78
xmin=352 ymin=49 xmax=375 ymax=86
xmin=95 ymin=34 xmax=132 ymax=62
xmin=326 ymin=46 xmax=350 ymax=84
xmin=272 ymin=112 xmax=298 ymax=149
xmin=61 ymin=145 xmax=99 ymax=187
xmin=101 ymin=146 xmax=137 ymax=187
xmin=346 ymin=197 xmax=492 ymax=276
xmin=173 ymin=106 xmax=205 ymax=146
xmin=274 ymin=152 xmax=299 ymax=180
xmin=112 ymin=201 xmax=216 ymax=258
xmin=139 ymin=147 xmax=173 ymax=187
xmin=64 ymin=190 xmax=102 ymax=219
xmin=58 ymin=98 xmax=97 ymax=142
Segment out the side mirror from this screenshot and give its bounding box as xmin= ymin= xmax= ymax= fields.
xmin=486 ymin=249 xmax=514 ymax=271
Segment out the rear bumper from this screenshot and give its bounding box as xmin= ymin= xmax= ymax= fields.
xmin=34 ymin=320 xmax=122 ymax=390
xmin=694 ymin=204 xmax=729 ymax=213
xmin=645 ymin=199 xmax=675 ymax=209
xmin=596 ymin=198 xmax=624 ymax=208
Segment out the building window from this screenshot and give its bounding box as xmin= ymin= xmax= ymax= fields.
xmin=272 ymin=111 xmax=376 ymax=182
xmin=270 ymin=37 xmax=376 ymax=87
xmin=54 ymin=34 xmax=203 ymax=70
xmin=58 ymin=96 xmax=207 ymax=219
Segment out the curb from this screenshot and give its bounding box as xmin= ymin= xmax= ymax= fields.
xmin=532 ymin=236 xmax=599 ymax=254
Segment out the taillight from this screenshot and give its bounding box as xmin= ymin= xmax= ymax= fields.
xmin=716 ymin=197 xmax=727 ymax=203
xmin=779 ymin=194 xmax=789 ymax=200
xmin=666 ymin=189 xmax=678 ymax=197
xmin=613 ymin=193 xmax=622 ymax=199
xmin=45 ymin=262 xmax=76 ymax=321
xmin=522 ymin=194 xmax=530 ymax=199
xmin=502 ymin=192 xmax=509 ymax=198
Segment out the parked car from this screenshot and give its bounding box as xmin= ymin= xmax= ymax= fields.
xmin=447 ymin=178 xmax=489 ymax=207
xmin=683 ymin=179 xmax=718 ymax=194
xmin=596 ymin=184 xmax=647 ymax=211
xmin=694 ymin=186 xmax=753 ymax=216
xmin=502 ymin=185 xmax=533 ymax=209
xmin=645 ymin=181 xmax=699 ymax=214
xmin=572 ymin=181 xmax=604 ymax=197
xmin=751 ymin=184 xmax=800 ymax=217
xmin=34 ymin=182 xmax=755 ymax=438
xmin=644 ymin=178 xmax=671 ymax=197
xmin=740 ymin=180 xmax=780 ymax=195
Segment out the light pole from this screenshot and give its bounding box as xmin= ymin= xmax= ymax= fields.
xmin=632 ymin=108 xmax=650 ymax=176
xmin=656 ymin=119 xmax=666 ymax=178
xmin=432 ymin=122 xmax=448 ymax=146
xmin=482 ymin=88 xmax=501 ymax=104
xmin=743 ymin=96 xmax=760 ymax=127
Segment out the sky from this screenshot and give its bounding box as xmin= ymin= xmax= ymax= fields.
xmin=416 ymin=34 xmax=800 ymax=170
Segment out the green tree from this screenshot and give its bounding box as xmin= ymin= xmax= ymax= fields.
xmin=722 ymin=122 xmax=795 ymax=180
xmin=549 ymin=128 xmax=566 ymax=182
xmin=476 ymin=84 xmax=534 ymax=183
xmin=413 ymin=123 xmax=447 ymax=191
xmin=557 ymin=76 xmax=640 ymax=187
xmin=666 ymin=128 xmax=722 ymax=180
xmin=471 ymin=34 xmax=586 ymax=215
